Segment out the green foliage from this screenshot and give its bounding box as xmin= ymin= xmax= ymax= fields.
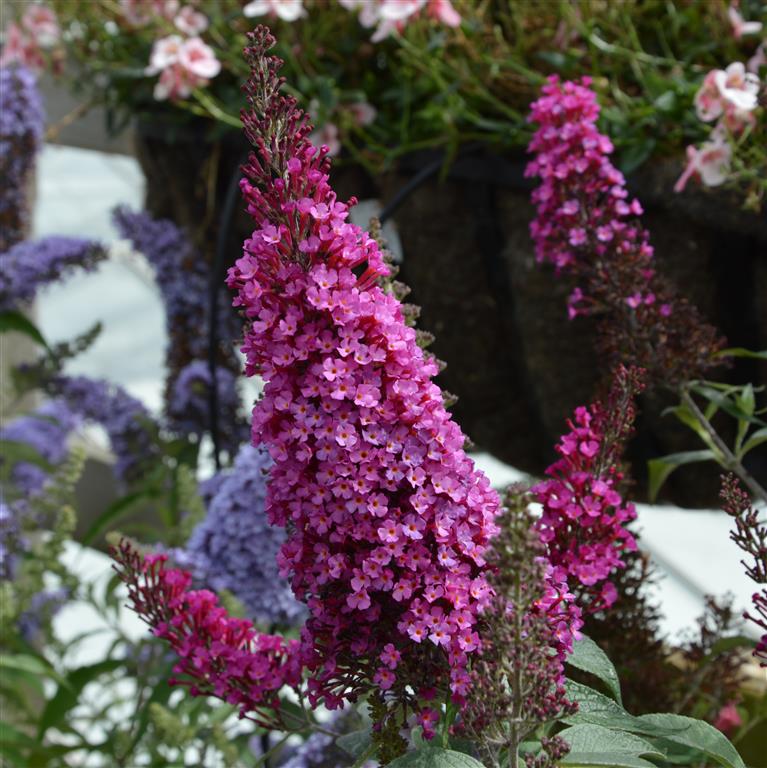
xmin=650 ymin=373 xmax=767 ymax=502
xmin=386 ymin=747 xmax=485 ymax=768
xmin=0 ymin=310 xmax=51 ymax=351
xmin=564 ymin=679 xmax=748 ymax=768
xmin=567 ymin=636 xmax=623 ymax=705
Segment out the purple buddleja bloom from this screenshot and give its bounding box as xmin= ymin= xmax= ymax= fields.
xmin=0 ymin=236 xmax=106 ymax=311
xmin=0 ymin=399 xmax=79 ymax=496
xmin=720 ymin=475 xmax=767 ymax=666
xmin=49 ymin=375 xmax=158 ymax=484
xmin=0 ymin=64 xmax=44 ymax=253
xmin=178 ymin=444 xmax=304 ymax=626
xmin=168 ymin=360 xmax=248 ymax=455
xmin=17 ymin=587 xmax=69 ymax=645
xmin=111 ymin=206 xmax=243 ymax=413
xmin=0 ymin=501 xmax=20 ymax=580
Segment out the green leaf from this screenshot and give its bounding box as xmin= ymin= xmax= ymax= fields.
xmin=0 ymin=310 xmax=51 ymax=351
xmin=81 ymin=491 xmax=152 ymax=546
xmin=567 ymin=636 xmax=622 ymax=704
xmin=689 ymin=385 xmax=766 ymax=427
xmin=337 ymin=728 xmax=373 ymax=759
xmin=647 ymin=450 xmax=715 ymax=501
xmin=560 ymin=753 xmax=657 ymax=768
xmin=563 ymin=682 xmax=650 ymax=734
xmin=716 ymin=348 xmax=767 ymax=361
xmin=742 ymin=427 xmax=767 ymax=456
xmin=559 ymin=725 xmax=663 ymax=757
xmin=38 ymin=659 xmax=124 ymax=737
xmin=636 ymin=714 xmax=745 ymax=768
xmin=387 ymin=747 xmax=485 ymax=768
xmin=0 ymin=654 xmax=67 ymax=687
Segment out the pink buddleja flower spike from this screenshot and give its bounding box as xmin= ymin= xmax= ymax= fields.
xmin=525 ymin=76 xmax=725 ymax=387
xmin=228 ymin=25 xmax=501 ymax=733
xmin=533 ymin=366 xmax=645 ymax=613
xmin=111 ymin=539 xmax=302 ymax=727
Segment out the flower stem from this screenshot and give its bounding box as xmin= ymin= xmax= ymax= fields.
xmin=681 ymin=389 xmax=767 ymax=505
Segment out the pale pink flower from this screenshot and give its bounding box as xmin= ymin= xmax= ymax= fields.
xmin=120 ymin=0 xmax=179 ymax=25
xmin=174 ymin=5 xmax=209 ymax=35
xmin=153 ymin=66 xmax=191 ymax=100
xmin=674 ymin=137 xmax=732 ymax=192
xmin=728 ymin=4 xmax=763 ymax=39
xmin=379 ymin=0 xmax=424 ymax=22
xmin=243 ymin=0 xmax=306 ymax=22
xmin=21 ymin=3 xmax=60 ymax=48
xmin=694 ymin=70 xmax=725 ymax=122
xmin=348 ymin=101 xmax=377 ymax=127
xmin=0 ymin=22 xmax=47 ymax=71
xmin=748 ymin=42 xmax=766 ymax=73
xmin=310 ymin=121 xmax=341 ymax=157
xmin=714 ymin=62 xmax=760 ymax=112
xmin=178 ymin=37 xmax=221 ymax=79
xmin=147 ymin=35 xmax=184 ymax=73
xmin=427 ymin=0 xmax=461 ymax=26
xmin=714 ymin=701 xmax=742 ymax=735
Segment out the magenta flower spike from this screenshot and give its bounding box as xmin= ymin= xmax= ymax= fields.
xmin=228 ymin=26 xmax=501 ymax=714
xmin=116 ymin=26 xmax=501 ymax=732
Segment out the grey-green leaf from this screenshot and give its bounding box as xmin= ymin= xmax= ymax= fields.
xmin=647 ymin=450 xmax=715 ymax=501
xmin=560 ymin=752 xmax=657 ymax=768
xmin=387 ymin=747 xmax=485 ymax=768
xmin=337 ymin=728 xmax=372 ymax=759
xmin=564 ymin=682 xmax=651 ymax=734
xmin=0 ymin=310 xmax=51 ymax=351
xmin=567 ymin=636 xmax=622 ymax=704
xmin=636 ymin=714 xmax=745 ymax=768
xmin=559 ymin=725 xmax=663 ymax=757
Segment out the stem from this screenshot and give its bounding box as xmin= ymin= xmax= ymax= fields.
xmin=508 ymin=570 xmax=523 ymax=768
xmin=681 ymin=389 xmax=767 ymax=505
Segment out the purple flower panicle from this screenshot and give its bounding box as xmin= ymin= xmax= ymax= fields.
xmin=50 ymin=375 xmax=158 ymax=484
xmin=0 ymin=64 xmax=44 ymax=253
xmin=178 ymin=444 xmax=304 ymax=626
xmin=0 ymin=237 xmax=105 ymax=311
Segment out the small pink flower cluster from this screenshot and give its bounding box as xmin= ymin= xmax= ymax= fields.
xmin=676 ymin=60 xmax=761 ymax=192
xmin=112 ymin=540 xmax=302 ymax=725
xmin=533 ymin=392 xmax=639 ymax=614
xmin=0 ymin=3 xmax=60 ymax=73
xmin=308 ymin=99 xmax=377 ymax=158
xmin=146 ymin=33 xmax=220 ymax=101
xmin=533 ymin=557 xmax=583 ymax=663
xmin=339 ymin=0 xmax=460 ymax=42
xmin=526 ymin=77 xmax=724 ymax=385
xmin=228 ymin=27 xmax=500 ymax=716
xmin=526 ymin=77 xmax=655 ymax=315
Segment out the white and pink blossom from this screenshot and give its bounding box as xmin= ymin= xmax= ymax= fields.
xmin=674 ymin=137 xmax=732 ymax=193
xmin=728 ymin=3 xmax=763 ymax=39
xmin=174 ymin=5 xmax=209 ymax=36
xmin=243 ymin=0 xmax=306 ymax=22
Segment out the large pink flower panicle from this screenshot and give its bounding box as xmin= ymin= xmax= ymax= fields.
xmin=228 ymin=27 xmax=501 ymax=724
xmin=533 ymin=366 xmax=645 ymax=613
xmin=112 ymin=539 xmax=302 ymax=726
xmin=525 ymin=77 xmax=724 ymax=386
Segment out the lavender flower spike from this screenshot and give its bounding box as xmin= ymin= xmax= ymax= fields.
xmin=178 ymin=444 xmax=304 ymax=627
xmin=49 ymin=375 xmax=158 ymax=485
xmin=0 ymin=398 xmax=79 ymax=496
xmin=0 ymin=64 xmax=44 ymax=253
xmin=0 ymin=237 xmax=105 ymax=311
xmin=168 ymin=360 xmax=249 ymax=455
